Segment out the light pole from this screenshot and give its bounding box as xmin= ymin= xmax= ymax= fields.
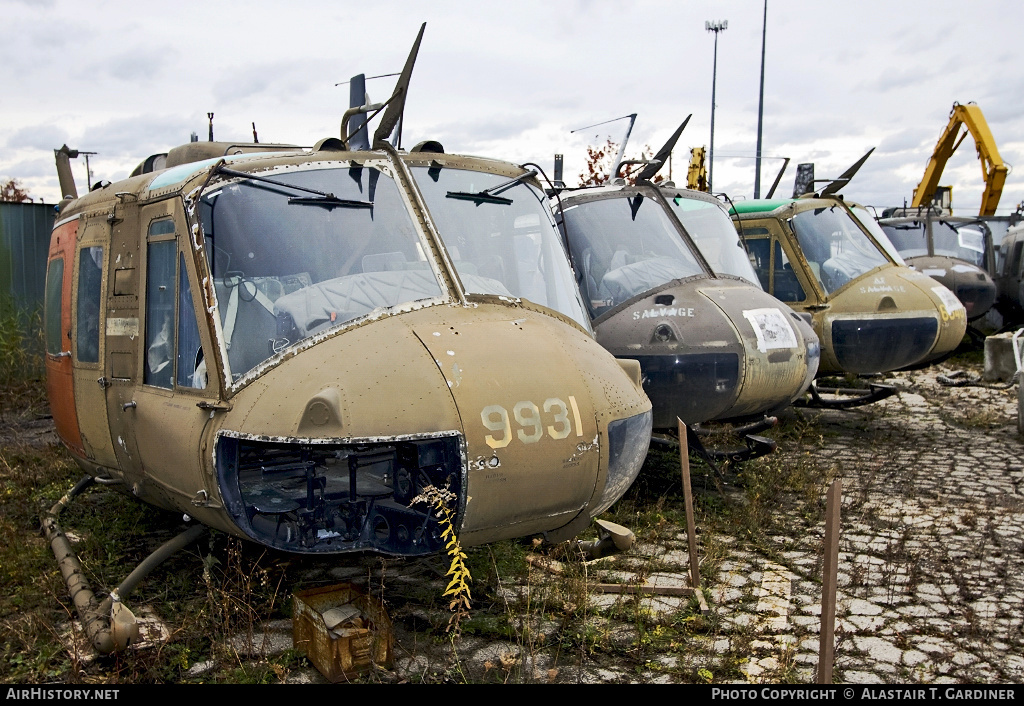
xmin=706 ymin=19 xmax=727 ymax=192
xmin=754 ymin=1 xmax=768 ymax=198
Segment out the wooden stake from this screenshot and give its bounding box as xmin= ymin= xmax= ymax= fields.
xmin=677 ymin=419 xmax=709 ymax=613
xmin=678 ymin=418 xmax=701 ymax=590
xmin=817 ymin=478 xmax=841 ymax=684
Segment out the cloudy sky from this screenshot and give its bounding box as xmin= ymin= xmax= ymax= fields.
xmin=3 ymin=0 xmax=1023 ymax=217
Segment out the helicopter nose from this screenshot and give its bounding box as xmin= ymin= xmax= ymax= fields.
xmin=622 ymin=291 xmax=744 ymax=427
xmin=949 ymin=268 xmax=996 ymax=320
xmin=700 ymin=285 xmax=817 ymax=418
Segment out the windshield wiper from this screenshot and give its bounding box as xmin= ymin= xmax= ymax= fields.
xmin=287 ymin=195 xmax=373 ymax=209
xmin=214 ymin=165 xmax=372 ymax=208
xmin=446 ymin=169 xmax=537 ymax=205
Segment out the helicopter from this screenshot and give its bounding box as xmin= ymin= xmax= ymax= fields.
xmin=552 ymin=118 xmax=819 ymax=459
xmin=728 ymin=157 xmax=967 ymax=406
xmin=994 ymin=213 xmax=1024 ymax=325
xmin=874 ymin=208 xmax=997 ymax=332
xmin=42 ymin=24 xmax=652 ymax=653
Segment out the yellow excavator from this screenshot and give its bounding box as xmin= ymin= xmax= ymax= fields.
xmin=912 ymin=102 xmax=1007 ymax=216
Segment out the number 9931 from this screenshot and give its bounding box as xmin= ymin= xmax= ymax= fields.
xmin=480 ymin=396 xmax=584 ymax=449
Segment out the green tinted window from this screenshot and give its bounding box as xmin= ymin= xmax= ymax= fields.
xmin=45 ymin=258 xmax=64 ymax=355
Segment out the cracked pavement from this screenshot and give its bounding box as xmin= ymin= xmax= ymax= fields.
xmin=203 ymin=357 xmax=1022 ymax=684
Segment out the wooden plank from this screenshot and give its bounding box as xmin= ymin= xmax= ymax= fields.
xmin=593 ymin=583 xmax=696 ymax=597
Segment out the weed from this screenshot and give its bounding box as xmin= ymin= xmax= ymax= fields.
xmin=412 ymin=485 xmax=472 ymax=637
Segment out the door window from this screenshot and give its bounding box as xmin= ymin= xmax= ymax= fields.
xmin=144 ymin=239 xmax=176 ymax=388
xmin=773 ymin=240 xmax=807 ymax=303
xmin=45 ymin=258 xmax=64 ymax=355
xmin=77 ymin=246 xmax=103 ymax=364
xmin=176 ymin=253 xmax=206 ymax=388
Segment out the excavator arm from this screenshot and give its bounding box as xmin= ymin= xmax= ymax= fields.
xmin=687 ymin=146 xmax=708 ymax=192
xmin=912 ymin=102 xmax=1007 ymax=216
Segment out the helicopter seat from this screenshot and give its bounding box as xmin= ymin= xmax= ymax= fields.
xmin=215 ymin=274 xmax=310 ymax=378
xmin=274 ymin=270 xmax=442 ymax=338
xmin=580 ymin=249 xmax=612 ymax=315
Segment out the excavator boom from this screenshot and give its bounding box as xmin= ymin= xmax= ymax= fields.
xmin=912 ymin=102 xmax=1007 ymax=217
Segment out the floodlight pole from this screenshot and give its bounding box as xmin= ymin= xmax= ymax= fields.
xmin=754 ymin=1 xmax=767 ymax=198
xmin=706 ymin=20 xmax=728 ymax=193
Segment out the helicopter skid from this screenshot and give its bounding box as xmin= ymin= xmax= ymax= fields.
xmin=692 ymin=415 xmax=778 ymax=440
xmin=795 ymin=381 xmax=897 ymax=410
xmin=651 ymin=416 xmax=779 ymax=475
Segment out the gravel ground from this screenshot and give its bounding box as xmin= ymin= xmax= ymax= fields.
xmin=18 ymin=354 xmax=1024 ymax=684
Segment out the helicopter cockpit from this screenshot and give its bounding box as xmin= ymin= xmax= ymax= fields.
xmin=198 ymin=161 xmax=589 ymax=385
xmin=664 ymin=192 xmax=762 ymax=286
xmin=561 ymin=190 xmax=706 ymax=319
xmin=410 ymin=165 xmax=588 ymax=326
xmin=881 ymin=219 xmax=988 ymax=268
xmin=789 ymin=205 xmax=890 ymax=295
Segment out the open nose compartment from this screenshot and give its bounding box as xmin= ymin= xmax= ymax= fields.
xmin=215 ymin=432 xmax=465 ymax=555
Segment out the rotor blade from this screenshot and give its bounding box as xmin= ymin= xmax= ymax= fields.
xmin=609 ymin=113 xmax=637 ymax=180
xmin=635 ymin=115 xmax=691 ymax=183
xmin=765 ymin=157 xmax=790 ymax=199
xmin=372 ymin=22 xmax=426 ymax=148
xmin=819 ymin=147 xmax=874 ymax=196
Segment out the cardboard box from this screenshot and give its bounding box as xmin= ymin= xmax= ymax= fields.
xmin=292 ymin=583 xmax=393 ymax=681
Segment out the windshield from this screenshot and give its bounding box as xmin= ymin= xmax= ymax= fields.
xmin=666 ymin=192 xmax=762 ymax=287
xmin=199 ymin=165 xmax=442 ymax=381
xmin=850 ymin=206 xmax=906 ymax=265
xmin=411 ymin=166 xmax=589 ymax=329
xmin=934 ymin=221 xmax=986 ymax=266
xmin=879 ymin=219 xmax=987 ymax=267
xmin=559 ymin=193 xmax=706 ymax=318
xmin=791 ymin=205 xmax=889 ymax=294
xmin=879 ymin=221 xmax=929 ymax=259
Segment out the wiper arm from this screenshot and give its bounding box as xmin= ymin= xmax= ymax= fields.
xmin=287 ymin=195 xmax=373 ymax=209
xmin=446 ymin=169 xmax=538 ymax=205
xmin=214 ymin=165 xmax=371 ymax=207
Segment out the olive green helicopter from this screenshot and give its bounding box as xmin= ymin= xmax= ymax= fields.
xmin=729 ymin=152 xmax=967 ymax=407
xmin=551 ymin=117 xmax=819 ymax=464
xmin=42 ymin=24 xmax=652 ymax=653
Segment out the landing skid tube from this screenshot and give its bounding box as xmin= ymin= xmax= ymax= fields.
xmin=41 ymin=475 xmax=207 ymax=654
xmin=650 ymin=416 xmax=779 ymax=479
xmin=794 ymin=380 xmax=897 ymax=410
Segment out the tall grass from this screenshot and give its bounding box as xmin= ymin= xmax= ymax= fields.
xmin=0 ymin=295 xmax=46 ymax=420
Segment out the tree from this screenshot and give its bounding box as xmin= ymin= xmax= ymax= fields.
xmin=0 ymin=178 xmax=33 ymax=203
xmin=577 ymin=138 xmax=667 ymax=187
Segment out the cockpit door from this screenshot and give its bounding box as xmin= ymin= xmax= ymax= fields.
xmin=73 ymin=219 xmax=119 ymax=469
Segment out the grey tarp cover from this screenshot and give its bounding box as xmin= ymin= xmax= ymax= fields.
xmin=599 ymin=257 xmax=696 ymax=306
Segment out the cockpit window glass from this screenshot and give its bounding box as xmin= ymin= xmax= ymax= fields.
xmin=851 ymin=206 xmax=906 ymax=265
xmin=199 ymin=166 xmax=442 ymax=382
xmin=880 ymin=218 xmax=987 ymax=268
xmin=791 ymin=206 xmax=888 ymax=294
xmin=879 ymin=222 xmax=929 ymax=259
xmin=934 ymin=221 xmax=986 ymax=266
xmin=76 ymin=246 xmax=103 ymax=364
xmin=559 ymin=194 xmax=705 ymax=318
xmin=411 ymin=167 xmax=589 ymax=329
xmin=667 ymin=194 xmax=762 ymax=287
xmin=144 ymin=240 xmax=176 ymax=388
